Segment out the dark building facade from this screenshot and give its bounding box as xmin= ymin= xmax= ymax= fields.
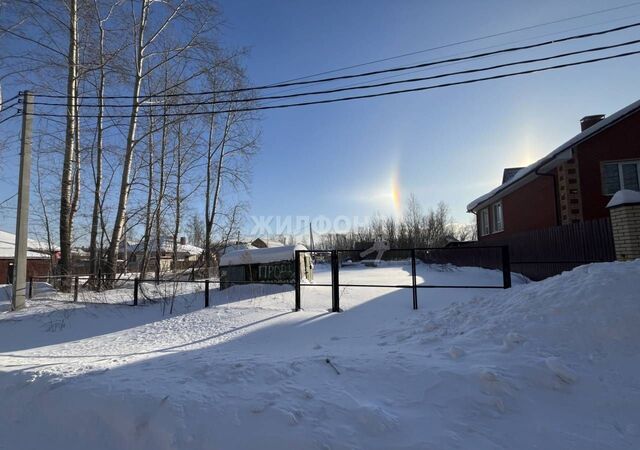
xmin=468 ymin=99 xmax=640 ymax=240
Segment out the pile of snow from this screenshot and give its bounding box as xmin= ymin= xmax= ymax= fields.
xmin=1 ymin=261 xmax=639 ymax=449
xmin=607 ymin=189 xmax=640 ymax=208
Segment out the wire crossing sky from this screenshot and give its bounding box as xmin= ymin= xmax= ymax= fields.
xmin=1 ymin=0 xmax=640 ymax=234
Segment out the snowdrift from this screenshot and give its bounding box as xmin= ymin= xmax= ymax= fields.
xmin=0 ymin=261 xmax=639 ymax=449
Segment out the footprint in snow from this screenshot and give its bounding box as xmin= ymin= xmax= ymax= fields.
xmin=545 ymin=356 xmax=577 ymax=384
xmin=448 ymin=346 xmax=465 ymax=359
xmin=502 ymin=332 xmax=526 ymax=352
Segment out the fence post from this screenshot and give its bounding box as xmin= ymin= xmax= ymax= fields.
xmin=502 ymin=245 xmax=512 ymax=289
xmin=331 ymin=250 xmax=340 ymax=313
xmin=73 ymin=276 xmax=79 ymax=302
xmin=411 ymin=249 xmax=418 ymax=310
xmin=294 ymin=250 xmax=301 ymax=311
xmin=29 ymin=276 xmax=33 ymax=299
xmin=204 ymin=279 xmax=210 ymax=308
xmin=133 ymin=277 xmax=139 ymax=306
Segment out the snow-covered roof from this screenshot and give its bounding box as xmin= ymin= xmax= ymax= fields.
xmin=120 ymin=240 xmax=203 ymax=256
xmin=606 ymin=189 xmax=640 ymax=208
xmin=0 ymin=230 xmax=53 ymax=259
xmin=220 ymin=244 xmax=308 ymax=266
xmin=220 ymin=243 xmax=257 ymax=254
xmin=252 ymin=238 xmax=285 ymax=248
xmin=177 ymin=243 xmax=204 ymax=256
xmin=467 ymin=98 xmax=640 ymax=212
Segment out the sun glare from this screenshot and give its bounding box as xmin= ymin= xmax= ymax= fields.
xmin=390 ymin=172 xmax=402 ymax=216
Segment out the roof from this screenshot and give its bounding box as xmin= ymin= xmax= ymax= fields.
xmin=467 ymin=98 xmax=640 ymax=212
xmin=219 ymin=243 xmax=257 ymax=254
xmin=120 ymin=240 xmax=203 ymax=256
xmin=220 ymin=244 xmax=308 ymax=266
xmin=0 ymin=230 xmax=53 ymax=259
xmin=251 ymin=238 xmax=285 ymax=248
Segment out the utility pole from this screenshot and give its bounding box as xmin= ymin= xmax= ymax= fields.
xmin=12 ymin=91 xmax=34 ymax=311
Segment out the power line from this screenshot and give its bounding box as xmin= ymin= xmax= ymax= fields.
xmin=259 ymin=12 xmax=640 ymax=104
xmin=34 ymin=20 xmax=640 ymax=101
xmin=27 ymin=49 xmax=640 ymax=118
xmin=0 ymin=193 xmax=17 ymax=209
xmin=0 ymin=100 xmax=20 ymax=114
xmin=0 ymin=93 xmax=20 ymax=107
xmin=28 ymin=38 xmax=640 ymax=109
xmin=272 ymin=0 xmax=640 ymax=84
xmin=0 ymin=110 xmax=20 ymax=125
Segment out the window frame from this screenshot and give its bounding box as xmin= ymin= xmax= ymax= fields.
xmin=479 ymin=208 xmax=490 ymax=236
xmin=601 ymin=159 xmax=640 ymax=195
xmin=492 ymin=201 xmax=504 ymax=233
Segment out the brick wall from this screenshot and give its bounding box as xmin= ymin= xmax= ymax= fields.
xmin=557 ymin=156 xmax=583 ymax=224
xmin=608 ymin=204 xmax=640 ymax=260
xmin=578 ymin=110 xmax=640 ymax=220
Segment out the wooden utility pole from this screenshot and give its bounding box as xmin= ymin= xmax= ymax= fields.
xmin=12 ymin=91 xmax=34 ymax=311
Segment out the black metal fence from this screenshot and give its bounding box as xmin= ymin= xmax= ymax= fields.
xmin=294 ymin=245 xmax=511 ymax=312
xmin=27 ymin=245 xmax=512 ymax=312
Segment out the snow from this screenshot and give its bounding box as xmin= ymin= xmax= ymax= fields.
xmin=1 ymin=260 xmax=640 ymax=449
xmin=607 ymin=189 xmax=640 ymax=208
xmin=220 ymin=244 xmax=308 ymax=266
xmin=0 ymin=229 xmax=52 ymax=258
xmin=120 ymin=240 xmax=203 ymax=256
xmin=467 ymin=98 xmax=640 ymax=212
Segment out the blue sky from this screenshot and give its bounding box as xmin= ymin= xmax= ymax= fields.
xmin=1 ymin=0 xmax=640 ymax=237
xmin=217 ymin=0 xmax=640 ymax=230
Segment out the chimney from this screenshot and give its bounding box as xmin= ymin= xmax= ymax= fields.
xmin=580 ymin=114 xmax=605 ymax=131
xmin=180 ymin=236 xmax=187 ymax=245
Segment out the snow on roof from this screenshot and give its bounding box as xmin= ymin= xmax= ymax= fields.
xmin=606 ymin=189 xmax=640 ymax=208
xmin=177 ymin=243 xmax=204 ymax=256
xmin=220 ymin=244 xmax=308 ymax=266
xmin=467 ymin=98 xmax=640 ymax=212
xmin=260 ymin=240 xmax=285 ymax=248
xmin=0 ymin=230 xmax=52 ymax=259
xmin=220 ymin=243 xmax=257 ymax=254
xmin=121 ymin=240 xmax=203 ymax=256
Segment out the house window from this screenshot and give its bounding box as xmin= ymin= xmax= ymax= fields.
xmin=492 ymin=202 xmax=504 ymax=233
xmin=602 ymin=160 xmax=640 ymax=194
xmin=480 ymin=208 xmax=490 ymax=236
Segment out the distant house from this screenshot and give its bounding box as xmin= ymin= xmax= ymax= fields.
xmin=468 ymin=99 xmax=640 ymax=240
xmin=219 ymin=244 xmax=313 ymax=289
xmin=0 ymin=230 xmax=54 ymax=283
xmin=251 ymin=238 xmax=285 ymax=249
xmin=119 ymin=237 xmax=203 ymax=272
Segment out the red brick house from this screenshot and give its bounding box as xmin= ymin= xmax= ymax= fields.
xmin=468 ymin=99 xmax=640 ymax=240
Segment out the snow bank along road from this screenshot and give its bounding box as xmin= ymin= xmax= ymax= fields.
xmin=0 ymin=261 xmax=639 ymax=449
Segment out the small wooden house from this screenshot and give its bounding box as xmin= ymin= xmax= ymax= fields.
xmin=219 ymin=244 xmax=313 ymax=289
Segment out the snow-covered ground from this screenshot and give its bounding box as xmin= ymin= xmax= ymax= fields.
xmin=1 ymin=261 xmax=639 ymax=449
